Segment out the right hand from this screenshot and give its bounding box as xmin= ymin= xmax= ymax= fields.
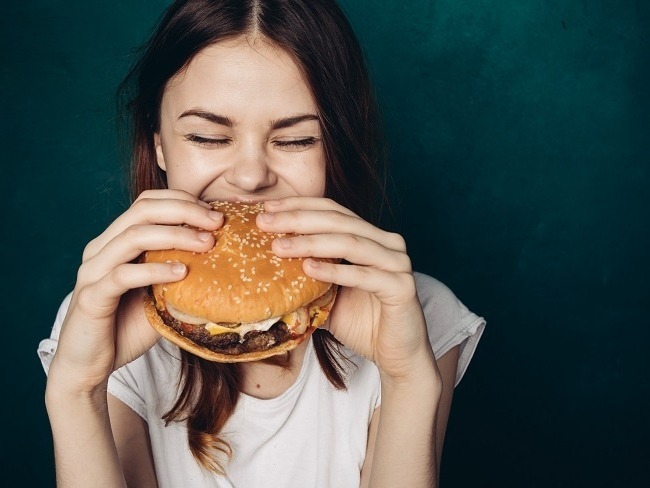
xmin=48 ymin=190 xmax=224 ymax=394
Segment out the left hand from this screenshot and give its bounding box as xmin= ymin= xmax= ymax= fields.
xmin=256 ymin=197 xmax=438 ymax=383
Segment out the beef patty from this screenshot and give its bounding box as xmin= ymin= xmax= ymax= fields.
xmin=158 ymin=308 xmax=292 ymax=355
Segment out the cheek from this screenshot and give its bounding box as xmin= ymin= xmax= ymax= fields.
xmin=160 ymin=144 xmax=219 ymax=192
xmin=291 ymin=156 xmax=327 ymax=197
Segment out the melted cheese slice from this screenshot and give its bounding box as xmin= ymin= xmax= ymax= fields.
xmin=204 ymin=316 xmax=279 ymax=337
xmin=166 ymin=290 xmax=329 ymax=339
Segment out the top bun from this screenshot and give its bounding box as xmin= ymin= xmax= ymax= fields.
xmin=143 ymin=201 xmax=333 ymax=323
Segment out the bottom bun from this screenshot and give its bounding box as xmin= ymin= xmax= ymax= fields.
xmin=143 ymin=295 xmax=331 ymax=363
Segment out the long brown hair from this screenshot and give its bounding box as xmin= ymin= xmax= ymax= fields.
xmin=117 ymin=0 xmax=387 ymax=474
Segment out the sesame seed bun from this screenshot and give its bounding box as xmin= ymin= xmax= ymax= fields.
xmin=142 ymin=201 xmax=337 ymax=362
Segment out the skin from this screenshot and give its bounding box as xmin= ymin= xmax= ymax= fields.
xmin=45 ymin=36 xmax=458 ymax=488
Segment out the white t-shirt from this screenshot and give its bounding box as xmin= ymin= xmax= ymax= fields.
xmin=38 ymin=272 xmax=485 ymax=488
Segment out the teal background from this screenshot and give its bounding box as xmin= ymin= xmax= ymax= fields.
xmin=2 ymin=1 xmax=648 ymax=486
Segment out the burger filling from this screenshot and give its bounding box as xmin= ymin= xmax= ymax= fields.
xmin=156 ymin=286 xmax=335 ymax=355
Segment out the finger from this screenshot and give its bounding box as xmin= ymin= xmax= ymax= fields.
xmin=75 ymin=262 xmax=187 ymax=319
xmin=257 ymin=209 xmax=406 ymax=252
xmin=134 ymin=188 xmax=211 ymax=206
xmin=78 ymin=224 xmax=214 ymax=286
xmin=84 ymin=193 xmax=222 ymax=262
xmin=264 ymin=196 xmax=359 ymax=218
xmin=272 ymin=233 xmax=412 ymax=273
xmin=302 ymin=259 xmax=416 ymax=305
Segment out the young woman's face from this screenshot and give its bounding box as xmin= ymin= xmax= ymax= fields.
xmin=154 ymin=36 xmax=326 ymax=202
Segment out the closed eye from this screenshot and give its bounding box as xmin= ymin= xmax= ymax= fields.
xmin=185 ymin=134 xmax=231 ymax=147
xmin=273 ymin=137 xmax=320 ymax=150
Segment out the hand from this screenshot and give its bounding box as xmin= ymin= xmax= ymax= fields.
xmin=49 ymin=190 xmax=224 ymax=393
xmin=257 ymin=197 xmax=438 ymax=383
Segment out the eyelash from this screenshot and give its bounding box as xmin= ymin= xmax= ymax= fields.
xmin=184 ymin=135 xmax=320 ymax=149
xmin=184 ymin=135 xmax=230 ymax=146
xmin=274 ymin=137 xmax=320 ymax=149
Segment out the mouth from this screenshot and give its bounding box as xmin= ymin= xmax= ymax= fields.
xmin=201 ymin=196 xmax=270 ymax=204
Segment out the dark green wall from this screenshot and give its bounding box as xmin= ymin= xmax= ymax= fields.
xmin=2 ymin=1 xmax=648 ymax=486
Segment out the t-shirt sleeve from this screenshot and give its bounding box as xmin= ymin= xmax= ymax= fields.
xmin=36 ymin=292 xmax=148 ymax=420
xmin=37 ymin=292 xmax=73 ymax=374
xmin=414 ymin=272 xmax=486 ymax=387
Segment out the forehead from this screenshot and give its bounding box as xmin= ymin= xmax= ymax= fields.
xmin=162 ymin=36 xmax=317 ymax=116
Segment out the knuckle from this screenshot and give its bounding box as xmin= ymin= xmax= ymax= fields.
xmin=398 ymin=253 xmax=413 ymax=272
xmin=74 ymin=286 xmax=95 ymax=314
xmin=387 ymin=232 xmax=407 ymax=251
xmin=344 ymin=233 xmax=362 ymax=247
xmin=322 ymin=197 xmax=337 ymax=208
xmin=356 ymin=266 xmax=374 ymax=285
xmin=123 ymin=223 xmax=145 ymax=241
xmin=399 ymin=273 xmax=417 ymax=297
xmin=327 ymin=209 xmax=346 ymax=225
xmin=173 ymin=225 xmax=193 ymax=239
xmin=135 ymin=189 xmax=155 ymax=202
xmin=131 ymin=197 xmax=152 ymax=215
xmin=82 ymin=239 xmax=98 ymax=262
xmin=76 ymin=262 xmax=90 ymax=282
xmin=110 ymin=264 xmax=130 ymax=288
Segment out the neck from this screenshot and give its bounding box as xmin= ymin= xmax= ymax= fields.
xmin=237 ymin=340 xmax=309 ymax=399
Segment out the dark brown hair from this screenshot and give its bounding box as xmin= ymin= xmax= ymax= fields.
xmin=118 ymin=0 xmax=387 ymax=474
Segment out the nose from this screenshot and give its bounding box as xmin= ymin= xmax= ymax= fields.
xmin=223 ymin=139 xmax=276 ymax=193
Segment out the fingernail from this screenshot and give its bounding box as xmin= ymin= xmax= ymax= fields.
xmin=306 ymin=258 xmax=320 ymax=267
xmin=259 ymin=213 xmax=275 ymax=224
xmin=209 ymin=210 xmax=222 ymax=221
xmin=171 ymin=263 xmax=186 ymax=274
xmin=197 ymin=231 xmax=212 ymax=241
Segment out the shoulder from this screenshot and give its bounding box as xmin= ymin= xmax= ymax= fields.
xmin=413 ymin=271 xmax=470 ymax=326
xmin=413 ymin=271 xmax=486 ymax=386
xmin=413 ymin=272 xmax=454 ymax=301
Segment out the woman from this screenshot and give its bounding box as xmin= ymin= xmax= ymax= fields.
xmin=38 ymin=0 xmax=485 ymax=486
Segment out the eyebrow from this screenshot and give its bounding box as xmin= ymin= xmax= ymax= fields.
xmin=178 ymin=109 xmax=319 ymax=130
xmin=179 ymin=110 xmax=235 ymax=127
xmin=268 ymin=113 xmax=319 ymax=130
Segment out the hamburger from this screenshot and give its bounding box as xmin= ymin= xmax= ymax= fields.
xmin=142 ymin=201 xmax=337 ymax=362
